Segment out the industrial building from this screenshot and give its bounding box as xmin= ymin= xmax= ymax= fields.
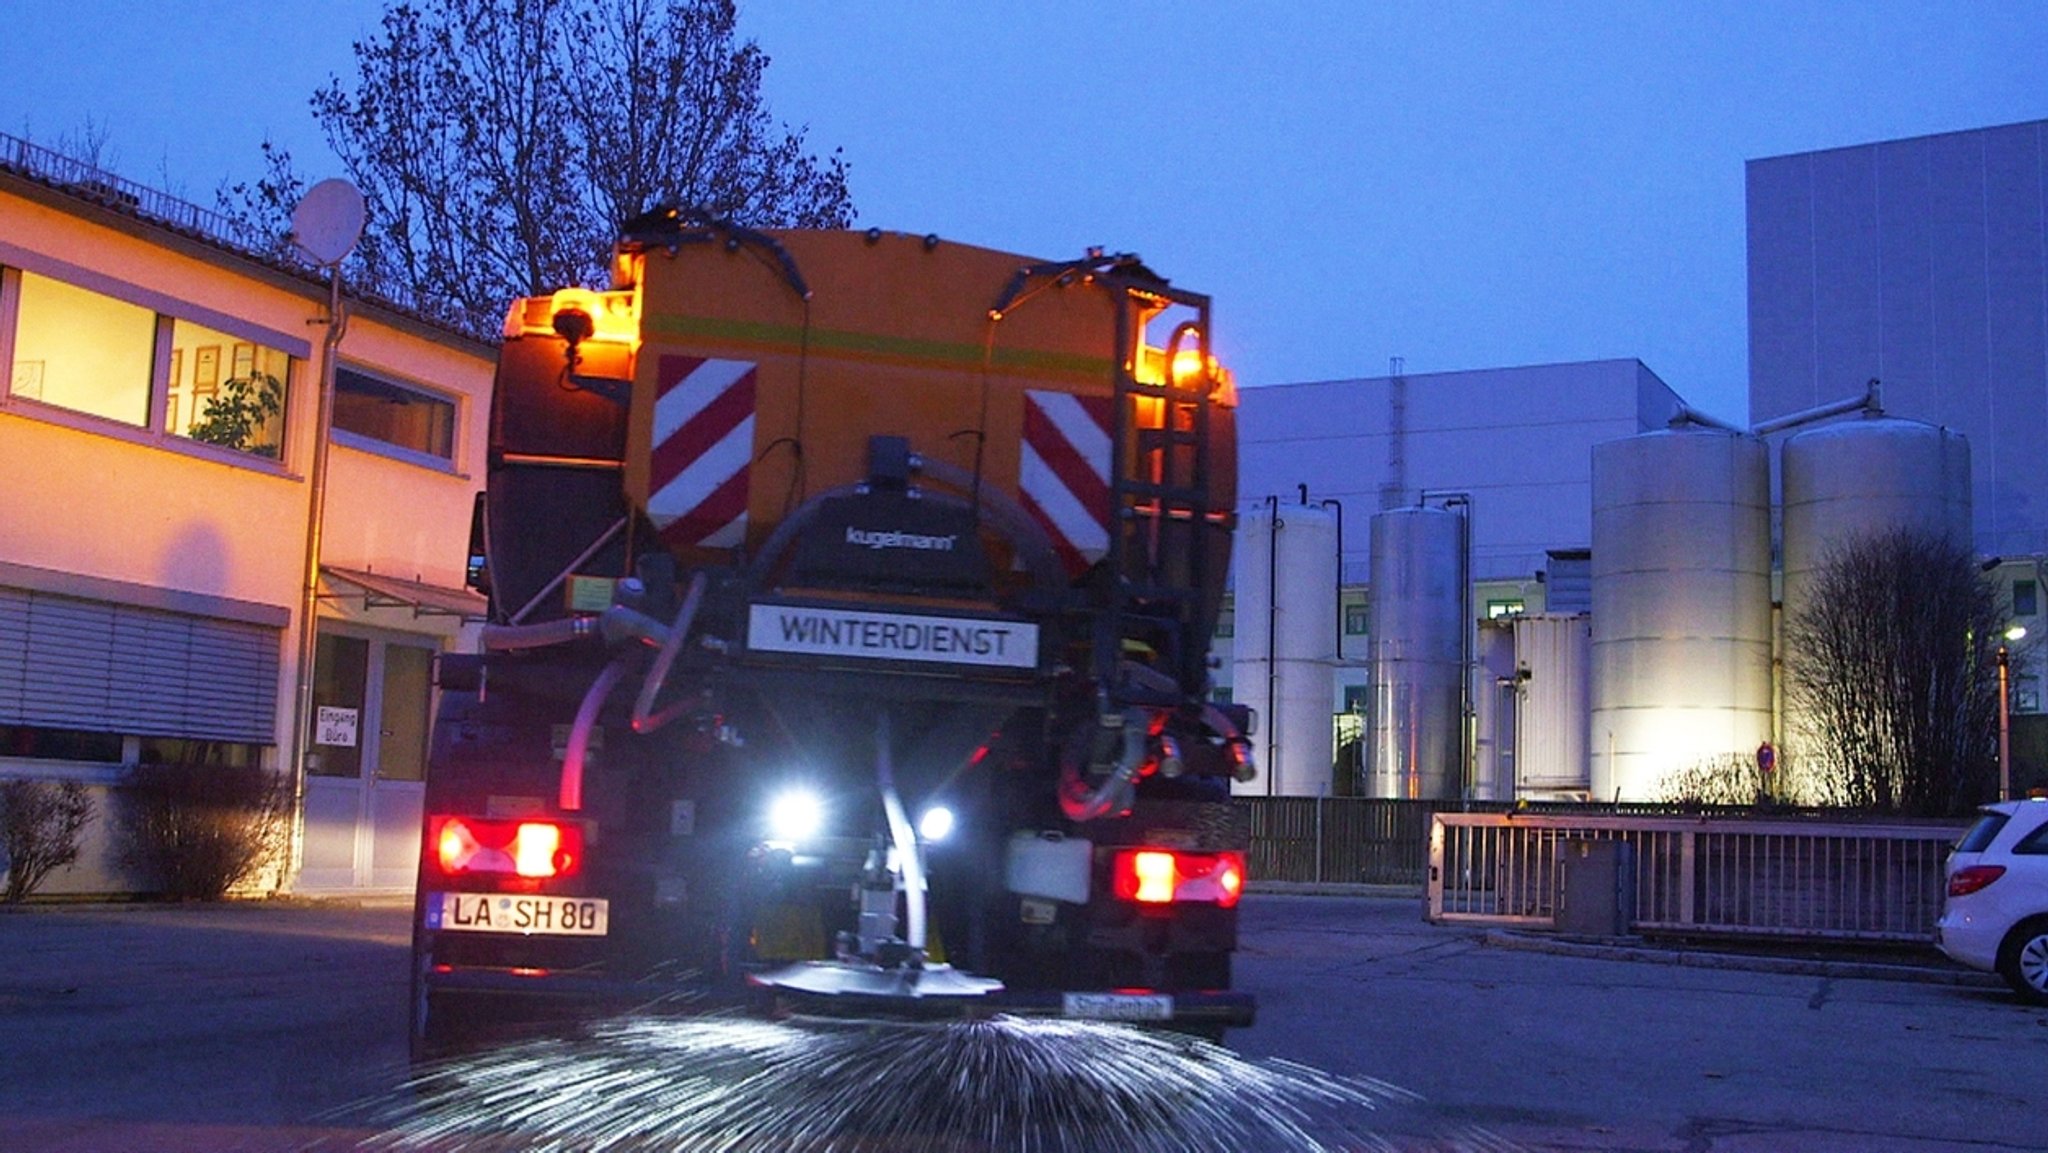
xmin=1228 ymin=117 xmax=2048 ymax=805
xmin=1216 ymin=359 xmax=1681 ymax=800
xmin=1749 ymin=117 xmax=2048 ymax=713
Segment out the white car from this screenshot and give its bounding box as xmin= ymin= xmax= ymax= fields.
xmin=1937 ymin=798 xmax=2048 ymax=1003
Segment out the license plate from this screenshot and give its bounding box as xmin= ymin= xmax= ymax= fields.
xmin=425 ymin=892 xmax=608 ymax=937
xmin=1062 ymin=992 xmax=1173 ymax=1022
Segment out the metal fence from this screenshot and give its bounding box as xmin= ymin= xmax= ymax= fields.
xmin=1426 ymin=811 xmax=1967 ymax=942
xmin=1239 ymin=797 xmax=1715 ymax=888
xmin=1237 ymin=797 xmax=1970 ymax=942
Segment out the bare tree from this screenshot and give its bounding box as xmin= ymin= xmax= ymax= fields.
xmin=1783 ymin=529 xmax=2000 ymax=816
xmin=220 ymin=0 xmax=851 ymax=336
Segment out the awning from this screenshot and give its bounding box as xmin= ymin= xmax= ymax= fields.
xmin=321 ymin=565 xmax=488 ymax=621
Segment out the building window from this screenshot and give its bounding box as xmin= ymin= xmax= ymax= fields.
xmin=1214 ymin=612 xmax=1234 ymax=638
xmin=168 ymin=319 xmax=291 ymax=458
xmin=1343 ymin=605 xmax=1369 ymax=635
xmin=1487 ymin=599 xmax=1526 ymax=619
xmin=1342 ymin=684 xmax=1370 ymax=713
xmin=10 ymin=270 xmax=156 ymax=426
xmin=0 ymin=588 xmax=283 ymax=755
xmin=137 ymin=738 xmax=265 ymax=768
xmin=334 ymin=366 xmax=456 ymax=462
xmin=2015 ymin=579 xmax=2038 ymax=618
xmin=0 ymin=724 xmax=124 ymax=763
xmin=6 ymin=269 xmax=294 ymax=460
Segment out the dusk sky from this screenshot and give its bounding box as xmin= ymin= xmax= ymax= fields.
xmin=3 ymin=2 xmax=2044 ymax=423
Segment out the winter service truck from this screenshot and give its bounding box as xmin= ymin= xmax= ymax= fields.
xmin=411 ymin=211 xmax=1257 ymax=1055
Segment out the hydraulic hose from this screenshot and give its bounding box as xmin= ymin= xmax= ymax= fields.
xmin=1058 ymin=709 xmax=1149 ymax=822
xmin=1201 ymin=702 xmax=1260 ymax=783
xmin=560 ymin=656 xmax=629 ymax=811
xmin=631 ymin=572 xmax=709 ymax=734
xmin=479 ymin=616 xmax=596 ymax=651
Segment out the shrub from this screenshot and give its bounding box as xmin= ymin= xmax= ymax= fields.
xmin=1 ymin=779 xmax=95 ymax=901
xmin=1656 ymin=752 xmax=1783 ymax=808
xmin=119 ymin=762 xmax=288 ymax=900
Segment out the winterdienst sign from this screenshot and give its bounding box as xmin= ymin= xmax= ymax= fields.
xmin=746 ymin=603 xmax=1039 ymax=669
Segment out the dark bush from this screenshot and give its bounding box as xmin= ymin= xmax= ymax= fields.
xmin=119 ymin=762 xmax=288 ymax=900
xmin=2 ymin=779 xmax=95 ymax=901
xmin=1656 ymin=752 xmax=1777 ymax=808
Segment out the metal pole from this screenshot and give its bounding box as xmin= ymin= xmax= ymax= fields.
xmin=285 ymin=269 xmax=348 ymax=888
xmin=1999 ymin=644 xmax=2012 ymax=802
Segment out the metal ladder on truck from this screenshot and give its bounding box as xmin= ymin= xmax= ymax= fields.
xmin=1100 ymin=271 xmax=1234 ymax=706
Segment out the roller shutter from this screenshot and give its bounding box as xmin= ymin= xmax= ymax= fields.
xmin=0 ymin=587 xmax=280 ymax=744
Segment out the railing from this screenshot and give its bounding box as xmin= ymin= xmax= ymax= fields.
xmin=1236 ymin=797 xmax=1969 ymax=942
xmin=1238 ymin=796 xmax=1712 ymax=888
xmin=1243 ymin=795 xmax=1442 ymax=885
xmin=0 ymin=131 xmax=249 ymax=249
xmin=1426 ymin=812 xmax=1967 ymax=942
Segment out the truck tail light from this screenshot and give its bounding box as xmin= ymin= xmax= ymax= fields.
xmin=430 ymin=816 xmax=584 ymax=879
xmin=1110 ymin=849 xmax=1245 ymax=908
xmin=1948 ymin=864 xmax=2006 ymax=897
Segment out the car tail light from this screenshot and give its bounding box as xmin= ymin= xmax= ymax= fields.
xmin=1110 ymin=849 xmax=1245 ymax=908
xmin=1948 ymin=864 xmax=2006 ymax=897
xmin=430 ymin=816 xmax=583 ymax=879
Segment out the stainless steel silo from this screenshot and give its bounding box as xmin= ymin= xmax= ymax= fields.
xmin=1780 ymin=415 xmax=1972 ymax=630
xmin=1366 ymin=505 xmax=1466 ymax=799
xmin=1231 ymin=498 xmax=1338 ymax=796
xmin=1590 ymin=429 xmax=1773 ymax=801
xmin=1778 ymin=416 xmax=1972 ymax=778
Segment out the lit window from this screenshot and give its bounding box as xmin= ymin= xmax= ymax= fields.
xmin=1487 ymin=599 xmax=1525 ymax=619
xmin=1344 ymin=605 xmax=1369 ymax=635
xmin=334 ymin=366 xmax=456 ymax=462
xmin=168 ymin=319 xmax=291 ymax=458
xmin=2015 ymin=579 xmax=2038 ymax=618
xmin=10 ymin=271 xmax=155 ymax=426
xmin=6 ymin=270 xmax=295 ymax=462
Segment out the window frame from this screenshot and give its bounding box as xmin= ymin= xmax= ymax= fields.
xmin=329 ymin=362 xmax=464 ymax=474
xmin=0 ymin=251 xmax=308 ymax=471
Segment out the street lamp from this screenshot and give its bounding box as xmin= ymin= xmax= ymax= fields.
xmin=1999 ymin=624 xmax=2027 ymax=802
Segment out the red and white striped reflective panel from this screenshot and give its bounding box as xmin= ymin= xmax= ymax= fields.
xmin=648 ymin=355 xmax=756 ymax=550
xmin=1020 ymin=390 xmax=1114 ymax=576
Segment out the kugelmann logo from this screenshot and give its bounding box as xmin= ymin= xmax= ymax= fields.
xmin=845 ymin=527 xmax=958 ymax=552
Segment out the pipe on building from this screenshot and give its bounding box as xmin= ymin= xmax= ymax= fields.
xmin=1748 ymin=378 xmax=1883 ymax=436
